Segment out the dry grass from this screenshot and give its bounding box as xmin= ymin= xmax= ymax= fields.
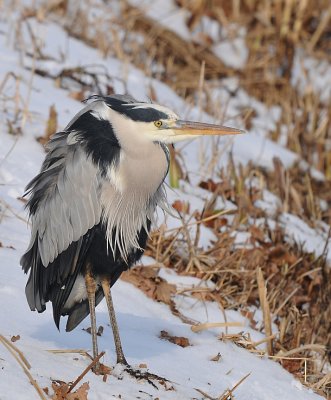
xmin=145 ymin=162 xmax=331 ymax=395
xmin=39 ymin=0 xmax=331 ymax=177
xmin=0 ymin=334 xmax=47 ymax=400
xmin=195 ymin=371 xmax=251 ymax=400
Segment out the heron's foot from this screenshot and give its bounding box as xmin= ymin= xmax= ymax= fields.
xmin=123 ymin=365 xmax=171 ymax=390
xmin=117 ymin=356 xmax=129 ymax=366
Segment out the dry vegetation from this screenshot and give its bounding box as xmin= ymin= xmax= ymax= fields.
xmin=1 ymin=0 xmax=331 ymax=397
xmin=56 ymin=0 xmax=331 ymax=395
xmin=146 ymin=166 xmax=331 ymax=395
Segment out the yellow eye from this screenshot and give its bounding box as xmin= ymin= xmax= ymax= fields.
xmin=154 ymin=120 xmax=162 ymax=128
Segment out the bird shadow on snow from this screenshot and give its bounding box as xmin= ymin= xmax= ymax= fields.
xmin=29 ymin=309 xmax=179 ymax=363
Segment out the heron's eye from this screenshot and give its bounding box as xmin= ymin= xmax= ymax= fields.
xmin=154 ymin=120 xmax=162 ymax=128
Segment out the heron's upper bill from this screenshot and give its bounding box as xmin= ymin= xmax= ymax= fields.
xmin=169 ymin=120 xmax=245 ymax=136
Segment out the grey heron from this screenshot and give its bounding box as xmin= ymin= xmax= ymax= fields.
xmin=21 ymin=94 xmax=242 ymax=371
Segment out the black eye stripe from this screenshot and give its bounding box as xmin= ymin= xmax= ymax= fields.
xmin=121 ymin=107 xmax=168 ymax=122
xmin=102 ymin=97 xmax=169 ymax=122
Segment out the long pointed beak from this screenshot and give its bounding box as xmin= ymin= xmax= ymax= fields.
xmin=171 ymin=120 xmax=244 ymax=136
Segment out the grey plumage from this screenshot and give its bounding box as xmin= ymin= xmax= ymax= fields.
xmin=21 ymin=94 xmax=242 ymax=367
xmin=24 ymin=137 xmax=101 ymax=267
xmin=21 ymin=95 xmax=172 ymax=322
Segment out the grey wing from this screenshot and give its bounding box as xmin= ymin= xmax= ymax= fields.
xmin=22 ymin=131 xmax=102 ymax=268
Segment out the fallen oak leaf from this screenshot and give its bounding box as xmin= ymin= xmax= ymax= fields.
xmin=67 ymin=382 xmax=89 ymax=400
xmin=52 ymin=380 xmax=69 ymax=400
xmin=154 ymin=281 xmax=176 ymax=304
xmin=160 ymin=330 xmax=190 ymax=347
xmin=199 ymin=179 xmax=218 ymax=192
xmin=172 ymin=200 xmax=190 ymax=214
xmin=121 ymin=267 xmax=176 ymax=306
xmin=52 ymin=381 xmax=90 ymax=400
xmin=96 ymin=363 xmax=112 ymax=377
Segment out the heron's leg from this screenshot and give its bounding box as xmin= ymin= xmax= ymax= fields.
xmin=101 ymin=277 xmax=128 ymax=365
xmin=85 ymin=270 xmax=99 ymax=371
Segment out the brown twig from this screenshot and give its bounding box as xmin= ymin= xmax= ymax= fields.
xmin=67 ymin=351 xmax=105 ymax=393
xmin=195 ymin=372 xmax=251 ymax=400
xmin=0 ymin=334 xmax=46 ymax=400
xmin=219 ymin=372 xmax=251 ymax=400
xmin=0 ymin=334 xmax=31 ymax=369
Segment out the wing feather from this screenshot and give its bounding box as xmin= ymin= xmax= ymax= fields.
xmin=21 ymin=101 xmax=121 ymax=322
xmin=22 ymin=132 xmax=102 ymax=268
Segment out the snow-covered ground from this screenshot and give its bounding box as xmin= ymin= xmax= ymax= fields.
xmin=0 ymin=3 xmax=329 ymax=400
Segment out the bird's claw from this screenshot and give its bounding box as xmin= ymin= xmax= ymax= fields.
xmin=90 ymin=356 xmax=170 ymax=389
xmin=123 ymin=365 xmax=170 ymax=390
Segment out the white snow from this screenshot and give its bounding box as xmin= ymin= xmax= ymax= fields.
xmin=292 ymin=48 xmax=331 ymax=105
xmin=213 ymin=27 xmax=249 ymax=69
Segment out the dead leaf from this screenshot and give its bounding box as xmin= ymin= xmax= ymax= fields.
xmin=69 ymin=91 xmax=86 ymax=102
xmin=38 ymin=104 xmax=58 ymax=145
xmin=268 ymin=245 xmax=297 ymax=265
xmin=210 ymin=352 xmax=222 ymax=362
xmin=67 ymin=382 xmax=90 ymax=400
xmin=96 ymin=363 xmax=112 ymax=376
xmin=160 ymin=330 xmax=190 ymax=347
xmin=199 ymin=179 xmax=218 ymax=192
xmin=52 ymin=381 xmax=90 ymax=400
xmin=139 ymin=363 xmax=147 ymax=369
xmin=154 ymin=281 xmax=176 ymax=304
xmin=52 ymin=380 xmax=69 ymax=399
xmin=172 ymin=200 xmax=190 ymax=214
xmin=281 ymin=359 xmax=302 ymax=375
xmin=142 ymin=267 xmax=158 ymax=279
xmin=249 ymin=225 xmax=265 ymax=243
xmin=83 ymin=325 xmax=104 ymax=336
xmin=0 ymin=242 xmax=15 ymax=250
xmin=121 ymin=267 xmax=176 ymax=306
xmin=11 ymin=335 xmax=20 ymax=342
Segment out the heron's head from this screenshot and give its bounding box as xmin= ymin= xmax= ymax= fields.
xmin=87 ymin=95 xmax=243 ymax=145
